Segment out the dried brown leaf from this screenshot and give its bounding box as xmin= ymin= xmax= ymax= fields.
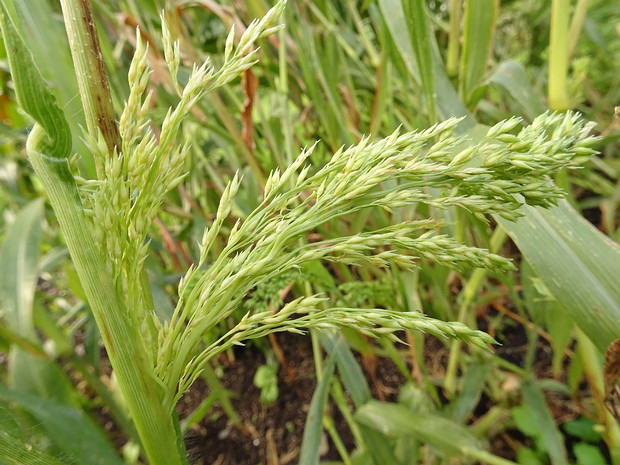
xmin=603 ymin=337 xmax=620 ymax=421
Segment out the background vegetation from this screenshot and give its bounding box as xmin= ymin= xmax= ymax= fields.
xmin=1 ymin=0 xmax=620 ymax=464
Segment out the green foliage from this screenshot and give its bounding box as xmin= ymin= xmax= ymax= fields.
xmin=564 ymin=417 xmax=603 ymax=444
xmin=253 ymin=363 xmax=279 ymax=405
xmin=336 ymin=279 xmax=397 ymax=309
xmin=243 ymin=269 xmax=300 ymax=313
xmin=1 ymin=0 xmax=619 ymax=464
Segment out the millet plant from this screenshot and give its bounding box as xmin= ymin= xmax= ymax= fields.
xmin=0 ymin=0 xmax=599 ymax=464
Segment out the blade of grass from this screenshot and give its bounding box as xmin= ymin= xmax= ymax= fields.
xmin=446 ymin=0 xmax=462 ymax=77
xmin=488 ymin=60 xmax=548 ymax=121
xmin=0 ymin=386 xmax=125 ymax=465
xmin=377 ymin=0 xmax=474 ymax=126
xmin=368 ymin=25 xmax=392 ymax=135
xmin=401 ymin=0 xmax=436 ymax=122
xmin=0 ymin=199 xmax=43 ymax=340
xmin=298 ymin=352 xmax=336 ymax=465
xmin=0 ymin=426 xmax=70 ymax=465
xmin=460 ymin=0 xmax=498 ymax=108
xmin=9 ymin=1 xmax=92 ymax=175
xmin=448 ymin=360 xmax=491 ymax=424
xmin=496 ymin=200 xmax=620 ymax=353
xmin=521 ymin=260 xmax=574 ymax=377
xmin=295 ymin=21 xmax=355 ymax=147
xmin=356 ymin=400 xmax=517 ymax=465
xmin=0 ymin=199 xmax=76 ymax=403
xmin=321 ymin=334 xmax=371 ymax=407
xmin=521 ymin=380 xmax=569 ymax=465
xmin=322 ymin=334 xmax=403 ymax=464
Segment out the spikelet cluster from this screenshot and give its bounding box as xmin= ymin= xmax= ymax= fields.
xmin=155 ymin=110 xmax=598 ymax=409
xmin=81 ymin=1 xmax=288 ymax=362
xmin=68 ymin=0 xmax=599 ymax=410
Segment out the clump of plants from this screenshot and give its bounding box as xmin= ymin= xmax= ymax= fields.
xmin=0 ymin=0 xmax=603 ymax=464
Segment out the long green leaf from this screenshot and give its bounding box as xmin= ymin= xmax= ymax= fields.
xmin=521 ymin=260 xmax=575 ymax=376
xmin=298 ymin=355 xmax=336 ymax=465
xmin=3 ymin=0 xmax=91 ymax=173
xmin=377 ymin=0 xmax=474 ymax=127
xmin=0 ymin=386 xmax=125 ymax=465
xmin=496 ymin=200 xmax=620 ymax=353
xmin=521 ymin=381 xmax=569 ymax=465
xmin=357 ymin=401 xmax=481 ymax=455
xmin=0 ymin=199 xmax=43 ymax=338
xmin=0 ymin=200 xmax=76 ymax=402
xmin=356 ymin=400 xmax=516 ymax=465
xmin=321 ymin=334 xmax=401 ymax=465
xmin=321 ymin=334 xmax=370 ymax=407
xmin=449 ymin=361 xmax=491 ymax=423
xmin=401 ymin=0 xmax=436 ymax=122
xmin=488 ymin=60 xmax=548 ymax=121
xmin=460 ymin=0 xmax=498 ymax=107
xmin=0 ymin=401 xmax=70 ymax=465
xmin=0 ymin=429 xmax=70 ymax=465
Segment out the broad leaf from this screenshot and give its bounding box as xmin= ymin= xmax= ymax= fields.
xmin=497 ymin=200 xmax=620 ymax=353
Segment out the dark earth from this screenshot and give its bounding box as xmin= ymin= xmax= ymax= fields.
xmin=166 ymin=320 xmax=587 ymax=465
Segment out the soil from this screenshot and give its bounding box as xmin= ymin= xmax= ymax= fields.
xmin=85 ymin=303 xmax=608 ymax=464
xmin=178 ymin=332 xmax=352 ymax=465
xmin=176 ymin=329 xmax=430 ymax=465
xmin=171 ymin=323 xmax=558 ymax=465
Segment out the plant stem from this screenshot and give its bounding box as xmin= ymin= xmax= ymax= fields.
xmin=59 ymin=0 xmax=120 ymax=176
xmin=53 ymin=0 xmax=187 ymax=463
xmin=576 ymin=330 xmax=620 ymax=464
xmin=26 ymin=150 xmax=188 ymax=465
xmin=446 ymin=0 xmax=462 ymax=78
xmin=445 ymin=226 xmax=507 ymax=395
xmin=548 ymin=0 xmax=570 ymax=110
xmin=568 ymin=0 xmax=590 ymax=60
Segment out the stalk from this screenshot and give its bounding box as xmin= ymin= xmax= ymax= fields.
xmin=567 ymin=0 xmax=590 ymax=61
xmin=548 ymin=0 xmax=570 ymax=110
xmin=0 ymin=0 xmax=188 ymax=462
xmin=446 ymin=0 xmax=462 ymax=78
xmin=58 ymin=1 xmax=187 ymax=462
xmin=24 ymin=141 xmax=187 ymax=465
xmin=59 ymin=0 xmax=120 ymax=177
xmin=576 ymin=330 xmax=620 ymax=464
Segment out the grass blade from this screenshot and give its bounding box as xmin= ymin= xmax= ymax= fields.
xmin=0 ymin=199 xmax=77 ymax=403
xmin=298 ymin=354 xmax=336 ymax=465
xmin=0 ymin=386 xmax=125 ymax=465
xmin=496 ymin=200 xmax=620 ymax=352
xmin=377 ymin=0 xmax=474 ymax=126
xmin=9 ymin=0 xmax=91 ymax=173
xmin=521 ymin=380 xmax=569 ymax=465
xmin=356 ymin=400 xmax=516 ymax=464
xmin=321 ymin=334 xmax=401 ymax=464
xmin=449 ymin=361 xmax=491 ymax=423
xmin=0 ymin=199 xmax=43 ymax=339
xmin=488 ymin=60 xmax=547 ymax=121
xmin=321 ymin=334 xmax=371 ymax=407
xmin=460 ymin=0 xmax=498 ymax=107
xmin=401 ymin=0 xmax=436 ymax=122
xmin=0 ymin=427 xmax=69 ymax=465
